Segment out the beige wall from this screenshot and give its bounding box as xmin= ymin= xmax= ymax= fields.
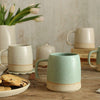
xmin=0 ymin=0 xmax=99 ymax=59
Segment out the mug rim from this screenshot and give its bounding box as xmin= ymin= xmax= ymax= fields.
xmin=50 ymin=52 xmax=79 ymax=56
xmin=9 ymin=44 xmax=32 ymax=47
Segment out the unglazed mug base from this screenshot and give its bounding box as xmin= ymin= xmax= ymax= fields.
xmin=8 ymin=69 xmax=34 ymax=73
xmin=47 ymin=81 xmax=81 ymax=92
xmin=8 ymin=64 xmax=33 ymax=72
xmin=74 ymin=43 xmax=95 ymax=49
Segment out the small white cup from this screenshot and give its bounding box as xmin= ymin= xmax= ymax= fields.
xmin=0 ymin=44 xmax=33 ymax=73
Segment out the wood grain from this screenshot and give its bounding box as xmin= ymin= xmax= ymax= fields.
xmin=0 ymin=70 xmax=100 ymax=100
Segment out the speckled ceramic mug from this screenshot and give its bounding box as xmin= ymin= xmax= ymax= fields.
xmin=35 ymin=53 xmax=81 ymax=92
xmin=0 ymin=44 xmax=33 ymax=73
xmin=66 ymin=28 xmax=95 ymax=48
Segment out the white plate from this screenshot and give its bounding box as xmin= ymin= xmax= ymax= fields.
xmin=7 ymin=69 xmax=35 ymax=75
xmin=0 ymin=81 xmax=30 ymax=97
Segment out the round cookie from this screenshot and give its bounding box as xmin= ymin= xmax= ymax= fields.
xmin=1 ymin=74 xmax=28 ymax=87
xmin=0 ymin=79 xmax=2 ymax=84
xmin=0 ymin=86 xmax=11 ymax=91
xmin=2 ymin=81 xmax=12 ymax=87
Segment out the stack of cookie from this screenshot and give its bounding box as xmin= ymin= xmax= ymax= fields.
xmin=0 ymin=74 xmax=28 ymax=91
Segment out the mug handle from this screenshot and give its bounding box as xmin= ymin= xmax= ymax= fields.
xmin=0 ymin=49 xmax=8 ymax=69
xmin=35 ymin=59 xmax=48 ymax=78
xmin=88 ymin=50 xmax=98 ymax=68
xmin=66 ymin=30 xmax=75 ymax=46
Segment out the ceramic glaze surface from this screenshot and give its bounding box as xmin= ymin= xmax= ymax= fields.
xmin=35 ymin=53 xmax=81 ymax=91
xmin=47 ymin=53 xmax=81 ymax=84
xmin=0 ymin=25 xmax=16 ymax=50
xmin=36 ymin=43 xmax=55 ymax=66
xmin=8 ymin=45 xmax=33 ymax=64
xmin=96 ymin=48 xmax=100 ymax=65
xmin=75 ymin=28 xmax=95 ymax=43
xmin=67 ymin=28 xmax=95 ymax=48
xmin=0 ymin=25 xmax=16 ymax=64
xmin=36 ymin=43 xmax=55 ymax=59
xmin=0 ymin=44 xmax=33 ymax=72
xmin=88 ymin=47 xmax=100 ymax=71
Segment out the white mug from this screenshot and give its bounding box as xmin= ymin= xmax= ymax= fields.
xmin=66 ymin=28 xmax=95 ymax=48
xmin=0 ymin=44 xmax=33 ymax=73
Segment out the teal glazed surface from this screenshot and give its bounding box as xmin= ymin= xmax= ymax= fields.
xmin=88 ymin=48 xmax=100 ymax=66
xmin=96 ymin=48 xmax=100 ymax=64
xmin=35 ymin=53 xmax=81 ymax=84
xmin=47 ymin=53 xmax=81 ymax=84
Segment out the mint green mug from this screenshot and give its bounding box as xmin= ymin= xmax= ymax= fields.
xmin=35 ymin=53 xmax=81 ymax=92
xmin=88 ymin=48 xmax=100 ymax=71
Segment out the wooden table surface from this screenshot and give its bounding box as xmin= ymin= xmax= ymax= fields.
xmin=1 ymin=69 xmax=100 ymax=100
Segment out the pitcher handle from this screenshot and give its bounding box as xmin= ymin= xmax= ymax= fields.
xmin=35 ymin=59 xmax=48 ymax=78
xmin=0 ymin=49 xmax=8 ymax=70
xmin=88 ymin=50 xmax=98 ymax=68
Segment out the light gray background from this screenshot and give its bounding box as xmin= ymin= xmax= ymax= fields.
xmin=0 ymin=0 xmax=99 ymax=59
